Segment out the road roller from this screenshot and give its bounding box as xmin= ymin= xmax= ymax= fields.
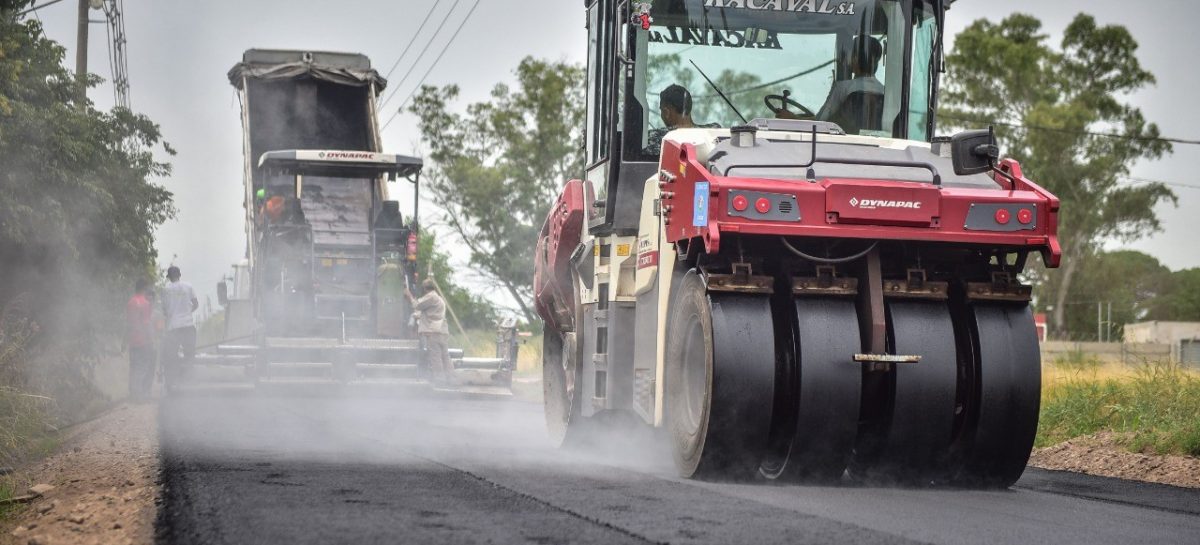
xmin=535 ymin=0 xmax=1059 ymax=487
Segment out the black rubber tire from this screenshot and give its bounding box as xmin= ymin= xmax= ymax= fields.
xmin=952 ymin=304 xmax=1041 ymax=488
xmin=774 ymin=298 xmax=861 ymax=481
xmin=543 ymin=327 xmax=584 ymax=448
xmin=854 ymin=302 xmax=958 ymax=484
xmin=666 ymin=272 xmax=775 ymax=479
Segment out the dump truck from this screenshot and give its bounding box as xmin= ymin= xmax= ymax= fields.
xmin=535 ymin=0 xmax=1059 ymax=487
xmin=185 ymin=49 xmax=514 ymax=393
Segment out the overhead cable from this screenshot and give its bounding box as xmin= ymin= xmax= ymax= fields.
xmin=378 ymin=0 xmax=464 ymax=112
xmin=15 ymin=0 xmax=66 ymax=17
xmin=382 ymin=0 xmax=482 ymax=131
xmin=379 ymin=0 xmax=445 ymax=84
xmin=938 ymin=114 xmax=1200 ymax=147
xmin=1120 ymin=176 xmax=1200 ymax=191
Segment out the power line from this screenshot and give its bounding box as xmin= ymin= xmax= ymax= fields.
xmin=377 ymin=0 xmax=463 ymax=112
xmin=100 ymin=0 xmax=130 ymax=109
xmin=1120 ymin=176 xmax=1200 ymax=191
xmin=16 ymin=0 xmax=66 ymax=17
xmin=378 ymin=0 xmax=445 ymax=84
xmin=939 ymin=114 xmax=1200 ymax=147
xmin=382 ymin=0 xmax=482 ymax=131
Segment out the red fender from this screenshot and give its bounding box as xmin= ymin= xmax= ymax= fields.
xmin=534 ymin=180 xmax=586 ymax=332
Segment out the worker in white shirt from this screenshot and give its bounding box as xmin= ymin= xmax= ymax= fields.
xmin=160 ymin=265 xmax=199 ymax=391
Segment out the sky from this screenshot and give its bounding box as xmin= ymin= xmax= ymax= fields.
xmin=24 ymin=0 xmax=1200 ymax=311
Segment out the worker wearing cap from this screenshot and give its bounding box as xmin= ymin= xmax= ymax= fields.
xmin=160 ymin=265 xmax=199 ymax=391
xmin=125 ymin=278 xmax=156 ymax=401
xmin=406 ymin=279 xmax=456 ymax=386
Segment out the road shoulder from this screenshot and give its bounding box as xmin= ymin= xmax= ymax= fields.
xmin=2 ymin=403 xmax=158 ymax=545
xmin=1018 ymin=467 xmax=1200 ymax=516
xmin=1030 ymin=433 xmax=1200 ymax=489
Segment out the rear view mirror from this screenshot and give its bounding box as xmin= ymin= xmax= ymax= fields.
xmin=217 ymin=281 xmax=229 ymax=306
xmin=950 ymin=128 xmax=1000 ymax=176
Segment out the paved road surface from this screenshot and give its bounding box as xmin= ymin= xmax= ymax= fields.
xmin=156 ymin=393 xmax=1200 ymax=544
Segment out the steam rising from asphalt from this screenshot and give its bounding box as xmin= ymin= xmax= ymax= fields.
xmin=159 ymin=389 xmax=677 ymax=479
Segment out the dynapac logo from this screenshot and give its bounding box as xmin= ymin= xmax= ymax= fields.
xmin=320 ymin=151 xmax=375 ymax=160
xmin=849 ymin=197 xmax=922 ymax=210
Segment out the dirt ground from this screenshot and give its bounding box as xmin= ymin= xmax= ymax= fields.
xmin=1 ymin=403 xmax=158 ymax=545
xmin=1030 ymin=432 xmax=1200 ymax=489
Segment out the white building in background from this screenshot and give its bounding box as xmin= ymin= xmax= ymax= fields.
xmin=1124 ymin=322 xmax=1200 ymax=365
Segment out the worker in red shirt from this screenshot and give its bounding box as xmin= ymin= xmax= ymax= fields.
xmin=126 ymin=278 xmax=156 ymax=401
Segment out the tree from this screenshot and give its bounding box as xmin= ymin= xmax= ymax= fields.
xmin=1147 ymin=269 xmax=1200 ymax=322
xmin=1063 ymin=250 xmax=1171 ymax=340
xmin=0 ymin=2 xmax=175 ymax=389
xmin=942 ymin=14 xmax=1174 ymax=336
xmin=417 ymin=232 xmax=497 ymax=330
xmin=409 ymin=58 xmax=585 ymax=322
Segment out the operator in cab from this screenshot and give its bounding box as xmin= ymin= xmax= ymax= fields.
xmin=644 ymin=84 xmax=719 ymax=157
xmin=814 ymin=35 xmax=885 ymax=131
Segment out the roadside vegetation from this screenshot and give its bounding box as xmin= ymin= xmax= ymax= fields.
xmin=943 ymin=14 xmax=1178 ymax=340
xmin=452 ymin=328 xmax=542 ymax=375
xmin=0 ymin=0 xmax=175 ymax=496
xmin=1038 ymin=355 xmax=1200 ymax=457
xmin=0 ymin=387 xmax=61 ymax=517
xmin=409 ymin=58 xmax=585 ymax=323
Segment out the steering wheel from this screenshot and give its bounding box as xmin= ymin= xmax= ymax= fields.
xmin=764 ymin=90 xmax=814 ymax=119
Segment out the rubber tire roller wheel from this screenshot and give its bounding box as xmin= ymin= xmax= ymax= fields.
xmin=953 ymin=304 xmax=1041 ymax=488
xmin=543 ymin=328 xmax=584 ymax=448
xmin=773 ymin=298 xmax=862 ymax=482
xmin=854 ymin=302 xmax=958 ymax=484
xmin=666 ymin=272 xmax=775 ymax=479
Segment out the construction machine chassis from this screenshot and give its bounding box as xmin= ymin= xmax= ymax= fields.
xmin=537 ymin=0 xmax=1057 ymax=487
xmin=186 ymin=50 xmax=517 ymax=397
xmin=536 ymin=128 xmax=1058 ymax=487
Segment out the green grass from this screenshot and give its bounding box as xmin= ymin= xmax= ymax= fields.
xmin=1050 ymin=348 xmax=1105 ymax=372
xmin=451 ymin=328 xmax=543 ymax=375
xmin=0 ymin=478 xmax=20 ymax=520
xmin=1037 ymin=362 xmax=1200 ymax=456
xmin=0 ymin=387 xmax=58 ymax=522
xmin=0 ymin=387 xmax=57 ymax=465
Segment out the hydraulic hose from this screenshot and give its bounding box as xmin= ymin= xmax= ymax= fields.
xmin=780 ymin=237 xmax=878 ymax=264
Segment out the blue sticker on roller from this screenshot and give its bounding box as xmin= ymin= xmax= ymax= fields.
xmin=692 ymin=182 xmax=710 ymax=227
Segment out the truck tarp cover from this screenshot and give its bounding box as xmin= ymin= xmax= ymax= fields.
xmin=230 ymin=49 xmax=383 ymax=262
xmin=227 ymin=50 xmax=386 ymax=90
xmin=230 ymin=49 xmax=381 ymax=182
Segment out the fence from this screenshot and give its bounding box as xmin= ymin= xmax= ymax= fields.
xmin=1041 ymin=341 xmax=1173 ymax=366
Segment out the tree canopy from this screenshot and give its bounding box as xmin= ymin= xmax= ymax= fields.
xmin=409 ymin=58 xmax=585 ymax=322
xmin=1148 ymin=268 xmax=1200 ymax=323
xmin=1063 ymin=250 xmax=1171 ymax=340
xmin=942 ymin=13 xmax=1175 ymax=336
xmin=0 ymin=2 xmax=174 ymax=387
xmin=417 ymin=232 xmax=497 ymax=330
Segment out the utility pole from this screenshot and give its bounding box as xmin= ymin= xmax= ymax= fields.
xmin=75 ymin=0 xmax=89 ymax=104
xmin=1107 ymin=301 xmax=1113 ymax=343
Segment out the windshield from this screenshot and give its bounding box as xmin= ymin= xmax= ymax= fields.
xmin=627 ymin=0 xmax=939 ymax=159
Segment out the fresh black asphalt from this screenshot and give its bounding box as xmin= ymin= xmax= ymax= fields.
xmin=156 ymin=394 xmax=1200 ymax=544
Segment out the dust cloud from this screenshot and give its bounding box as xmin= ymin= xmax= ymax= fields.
xmin=157 ymin=386 xmax=678 ymax=483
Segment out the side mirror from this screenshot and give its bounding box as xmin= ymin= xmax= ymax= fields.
xmin=217 ymin=281 xmax=229 ymax=306
xmin=950 ymin=128 xmax=1000 ymax=176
